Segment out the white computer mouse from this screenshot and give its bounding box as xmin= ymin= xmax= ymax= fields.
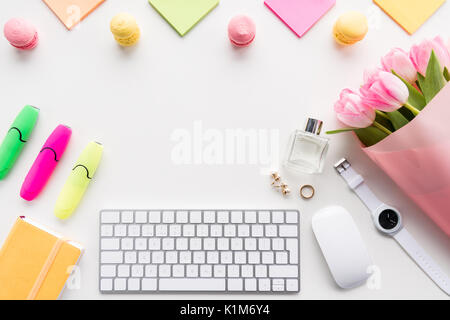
xmin=312 ymin=206 xmax=373 ymax=289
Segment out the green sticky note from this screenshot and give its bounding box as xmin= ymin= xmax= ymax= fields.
xmin=149 ymin=0 xmax=219 ymax=36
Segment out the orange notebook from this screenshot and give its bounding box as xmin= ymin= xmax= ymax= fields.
xmin=43 ymin=0 xmax=105 ymax=30
xmin=0 ymin=217 xmax=83 ymax=300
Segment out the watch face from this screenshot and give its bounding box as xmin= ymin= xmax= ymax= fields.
xmin=378 ymin=209 xmax=399 ymax=230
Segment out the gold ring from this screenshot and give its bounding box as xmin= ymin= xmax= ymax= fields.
xmin=300 ymin=185 xmax=315 ymax=199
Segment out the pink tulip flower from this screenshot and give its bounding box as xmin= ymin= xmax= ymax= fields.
xmin=410 ymin=36 xmax=450 ymax=76
xmin=334 ymin=89 xmax=375 ymax=128
xmin=360 ymin=69 xmax=409 ymax=113
xmin=381 ymin=48 xmax=417 ymax=84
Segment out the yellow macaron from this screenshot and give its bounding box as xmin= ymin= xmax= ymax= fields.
xmin=333 ymin=11 xmax=368 ymax=45
xmin=110 ymin=13 xmax=140 ymax=47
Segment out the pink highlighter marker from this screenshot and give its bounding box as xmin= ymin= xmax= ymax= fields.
xmin=20 ymin=124 xmax=72 ymax=201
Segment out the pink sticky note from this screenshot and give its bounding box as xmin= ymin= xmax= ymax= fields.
xmin=264 ymin=0 xmax=336 ymax=37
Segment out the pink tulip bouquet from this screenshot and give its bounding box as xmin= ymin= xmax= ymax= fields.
xmin=329 ymin=36 xmax=450 ymax=237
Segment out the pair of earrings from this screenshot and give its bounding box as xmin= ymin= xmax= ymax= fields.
xmin=271 ymin=172 xmax=290 ymax=196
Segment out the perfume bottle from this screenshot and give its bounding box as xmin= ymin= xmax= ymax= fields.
xmin=284 ymin=118 xmax=329 ymax=174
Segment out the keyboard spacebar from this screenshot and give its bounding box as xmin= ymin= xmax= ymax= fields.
xmin=159 ymin=279 xmax=226 ymax=291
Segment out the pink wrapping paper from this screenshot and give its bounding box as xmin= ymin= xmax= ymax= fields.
xmin=363 ymin=84 xmax=450 ymax=237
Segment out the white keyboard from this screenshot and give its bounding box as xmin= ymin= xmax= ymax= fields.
xmin=99 ymin=210 xmax=300 ymax=293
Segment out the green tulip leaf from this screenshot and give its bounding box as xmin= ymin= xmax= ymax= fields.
xmin=444 ymin=67 xmax=450 ymax=82
xmin=375 ymin=112 xmax=395 ymax=131
xmin=417 ymin=50 xmax=447 ymax=103
xmin=355 ymin=126 xmax=389 ymax=147
xmin=392 ymin=70 xmax=426 ymax=110
xmin=326 ymin=128 xmax=356 ymax=135
xmin=387 ymin=110 xmax=409 ymax=130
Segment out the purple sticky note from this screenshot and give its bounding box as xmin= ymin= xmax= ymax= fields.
xmin=265 ymin=0 xmax=336 ymax=37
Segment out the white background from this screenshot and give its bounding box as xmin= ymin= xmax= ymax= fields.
xmin=0 ymin=0 xmax=449 ymax=300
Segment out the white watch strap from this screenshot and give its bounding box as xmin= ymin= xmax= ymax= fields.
xmin=334 ymin=159 xmax=383 ymax=212
xmin=394 ymin=228 xmax=450 ymax=295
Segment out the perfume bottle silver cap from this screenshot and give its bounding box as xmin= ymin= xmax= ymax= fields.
xmin=305 ymin=118 xmax=323 ymax=135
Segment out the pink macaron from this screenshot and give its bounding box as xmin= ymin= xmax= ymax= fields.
xmin=4 ymin=18 xmax=39 ymax=50
xmin=228 ymin=15 xmax=256 ymax=47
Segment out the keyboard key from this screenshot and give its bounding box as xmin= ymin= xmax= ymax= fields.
xmin=101 ymin=225 xmax=113 ymax=237
xmin=121 ymin=238 xmax=133 ymax=250
xmin=176 ymin=211 xmax=188 ymax=223
xmin=231 ymin=238 xmax=243 ymax=250
xmin=121 ymin=211 xmax=134 ymax=223
xmin=138 ymin=251 xmax=150 ymax=263
xmin=241 ymin=265 xmax=253 ymax=278
xmin=245 ymin=278 xmax=257 ymax=291
xmin=128 ymin=278 xmax=140 ymax=290
xmin=162 ymin=238 xmax=175 ymax=250
xmin=179 ymin=251 xmax=192 ymax=264
xmin=135 ymin=211 xmax=148 ymax=223
xmin=101 ymin=251 xmax=122 ymax=263
xmin=101 ymin=265 xmax=116 ymax=277
xmin=272 ymin=238 xmax=284 ymax=251
xmin=166 ymin=251 xmax=178 ymax=263
xmin=217 ymin=211 xmax=229 ymax=223
xmin=114 ymin=224 xmax=127 ymax=237
xmin=275 ymin=252 xmax=288 ymax=264
xmin=269 ymin=265 xmax=298 ymax=278
xmin=152 ymin=251 xmax=164 ymax=264
xmin=258 ymin=238 xmax=271 ymax=251
xmin=173 ymin=265 xmax=185 ymax=277
xmin=279 ymin=225 xmax=298 ymax=237
xmin=258 ymin=211 xmax=271 ymax=223
xmin=244 ymin=238 xmax=257 ymax=250
xmin=114 ymin=278 xmax=126 ymax=291
xmin=101 ymin=211 xmax=120 ymax=223
xmin=207 ymin=251 xmax=219 ymax=264
xmin=248 ymin=252 xmax=260 ymax=264
xmin=135 ymin=238 xmax=147 ymax=250
xmin=244 ymin=211 xmax=257 ymax=224
xmin=145 ymin=265 xmax=157 ymax=277
xmin=142 ymin=278 xmax=157 ymax=290
xmin=231 ymin=211 xmax=243 ymax=223
xmin=228 ymin=279 xmax=243 ymax=291
xmin=193 ymin=251 xmax=205 ymax=264
xmin=141 ymin=224 xmax=154 ymax=236
xmin=203 ymin=238 xmax=215 ymax=250
xmin=285 ymin=211 xmax=298 ymax=224
xmin=118 ymin=265 xmax=130 ymax=277
xmin=255 ymin=265 xmax=267 ymax=278
xmin=224 ymin=225 xmax=236 ymax=237
xmin=128 ymin=225 xmax=140 ymax=237
xmin=258 ymin=279 xmax=271 ymax=291
xmin=214 ymin=265 xmax=226 ymax=278
xmin=251 ymin=225 xmax=263 ymax=237
xmin=221 ymin=251 xmax=233 ymax=264
xmin=200 ymin=265 xmax=212 ymax=277
xmin=203 ymin=211 xmax=216 ymax=223
xmin=217 ymin=238 xmax=229 ymax=250
xmin=149 ymin=211 xmax=161 ymax=223
xmin=227 ymin=265 xmax=240 ymax=277
xmin=272 ymin=279 xmax=285 ymax=291
xmin=286 ymin=279 xmax=299 ymax=292
xmin=196 ymin=225 xmax=209 ymax=237
xmin=272 ymin=211 xmax=284 ymax=223
xmin=183 ymin=224 xmax=195 ymax=237
xmin=265 ymin=225 xmax=277 ymax=237
xmin=262 ymin=252 xmax=274 ymax=264
xmin=131 ymin=265 xmax=144 ymax=277
xmin=155 ymin=225 xmax=168 ymax=237
xmin=159 ymin=278 xmax=225 ymax=291
xmin=186 ymin=265 xmax=199 ymax=277
xmin=237 ymin=225 xmax=250 ymax=237
xmin=148 ymin=238 xmax=161 ymax=250
xmin=286 ymin=239 xmax=298 ymax=264
xmin=234 ymin=251 xmax=246 ymax=264
xmin=101 ymin=238 xmax=119 ymax=250
xmin=159 ymin=264 xmax=171 ymax=277
xmin=210 ymin=225 xmax=222 ymax=237
xmin=190 ymin=238 xmax=202 ymax=250
xmin=124 ymin=251 xmax=137 ymax=263
xmin=100 ymin=279 xmax=113 ymax=291
xmin=176 ymin=238 xmax=188 ymax=250
xmin=190 ymin=211 xmax=202 ymax=223
xmin=169 ymin=225 xmax=182 ymax=237
xmin=162 ymin=211 xmax=175 ymax=223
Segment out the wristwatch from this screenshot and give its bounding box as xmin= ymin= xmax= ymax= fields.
xmin=334 ymin=158 xmax=450 ymax=295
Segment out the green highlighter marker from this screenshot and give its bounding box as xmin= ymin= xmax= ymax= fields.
xmin=0 ymin=105 xmax=39 ymax=180
xmin=55 ymin=141 xmax=103 ymax=219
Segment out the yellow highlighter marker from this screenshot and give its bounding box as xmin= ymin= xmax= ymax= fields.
xmin=55 ymin=141 xmax=103 ymax=219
